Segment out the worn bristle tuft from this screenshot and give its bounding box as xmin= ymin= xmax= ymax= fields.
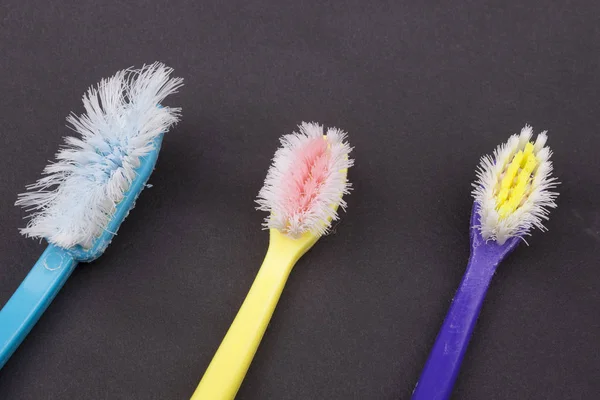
xmin=16 ymin=63 xmax=183 ymax=249
xmin=472 ymin=125 xmax=559 ymax=244
xmin=256 ymin=122 xmax=353 ymax=238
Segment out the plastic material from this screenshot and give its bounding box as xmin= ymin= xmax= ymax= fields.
xmin=0 ymin=134 xmax=164 ymax=369
xmin=191 ymin=229 xmax=319 ymax=400
xmin=0 ymin=245 xmax=77 ymax=367
xmin=411 ymin=206 xmax=520 ymax=400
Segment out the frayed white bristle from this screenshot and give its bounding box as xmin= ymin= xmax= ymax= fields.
xmin=256 ymin=122 xmax=354 ymax=238
xmin=16 ymin=62 xmax=183 ymax=249
xmin=472 ymin=125 xmax=559 ymax=244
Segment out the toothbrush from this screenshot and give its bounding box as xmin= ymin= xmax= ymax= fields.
xmin=0 ymin=63 xmax=182 ymax=368
xmin=191 ymin=122 xmax=353 ymax=400
xmin=412 ymin=125 xmax=559 ymax=400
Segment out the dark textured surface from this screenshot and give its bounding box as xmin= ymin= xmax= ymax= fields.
xmin=0 ymin=1 xmax=599 ymax=399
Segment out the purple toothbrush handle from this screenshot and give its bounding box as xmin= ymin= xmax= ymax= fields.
xmin=412 ymin=207 xmax=520 ymax=400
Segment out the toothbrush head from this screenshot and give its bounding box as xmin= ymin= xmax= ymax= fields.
xmin=256 ymin=122 xmax=354 ymax=239
xmin=16 ymin=63 xmax=183 ymax=261
xmin=472 ymin=125 xmax=559 ymax=245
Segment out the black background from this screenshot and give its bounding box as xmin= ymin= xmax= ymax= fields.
xmin=1 ymin=1 xmax=599 ymax=399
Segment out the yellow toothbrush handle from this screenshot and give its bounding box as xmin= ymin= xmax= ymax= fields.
xmin=191 ymin=230 xmax=317 ymax=400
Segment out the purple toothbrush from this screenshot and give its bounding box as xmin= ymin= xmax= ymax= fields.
xmin=412 ymin=125 xmax=559 ymax=400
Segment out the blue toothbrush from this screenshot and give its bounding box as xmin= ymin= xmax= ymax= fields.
xmin=0 ymin=63 xmax=182 ymax=368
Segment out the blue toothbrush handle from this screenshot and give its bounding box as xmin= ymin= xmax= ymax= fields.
xmin=411 ymin=252 xmax=496 ymax=400
xmin=0 ymin=245 xmax=77 ymax=368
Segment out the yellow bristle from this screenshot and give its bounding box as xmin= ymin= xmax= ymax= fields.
xmin=496 ymin=143 xmax=538 ymax=219
xmin=497 ymin=187 xmax=510 ymax=205
xmin=500 ymin=151 xmax=523 ymax=190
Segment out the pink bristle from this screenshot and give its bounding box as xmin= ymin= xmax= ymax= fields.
xmin=256 ymin=122 xmax=353 ymax=237
xmin=283 ymin=137 xmax=330 ymax=217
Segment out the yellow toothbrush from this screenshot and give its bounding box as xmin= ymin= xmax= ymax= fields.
xmin=191 ymin=122 xmax=353 ymax=399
